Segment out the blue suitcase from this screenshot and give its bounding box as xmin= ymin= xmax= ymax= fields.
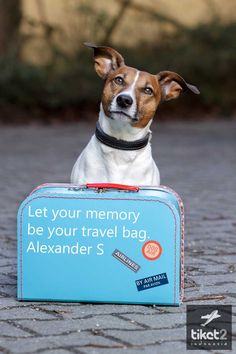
xmin=17 ymin=183 xmax=184 ymax=305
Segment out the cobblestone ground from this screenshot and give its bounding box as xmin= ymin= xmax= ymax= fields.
xmin=0 ymin=121 xmax=235 ymax=354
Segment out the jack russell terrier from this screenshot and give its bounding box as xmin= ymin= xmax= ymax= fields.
xmin=71 ymin=43 xmax=199 ymax=186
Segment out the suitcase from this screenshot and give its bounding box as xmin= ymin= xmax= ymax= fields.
xmin=17 ymin=183 xmax=184 ymax=305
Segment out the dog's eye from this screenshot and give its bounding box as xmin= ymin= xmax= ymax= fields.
xmin=144 ymin=87 xmax=153 ymax=95
xmin=114 ymin=76 xmax=124 ymax=85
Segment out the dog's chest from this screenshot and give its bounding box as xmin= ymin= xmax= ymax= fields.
xmin=71 ymin=134 xmax=159 ymax=185
xmin=101 ymin=144 xmax=140 ymax=165
xmin=83 ymin=135 xmax=154 ymax=181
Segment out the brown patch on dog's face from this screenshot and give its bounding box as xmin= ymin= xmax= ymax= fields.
xmin=102 ymin=67 xmax=162 ymax=128
xmin=132 ymin=71 xmax=161 ymax=128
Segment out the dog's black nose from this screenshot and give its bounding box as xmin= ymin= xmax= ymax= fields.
xmin=116 ymin=94 xmax=133 ymax=108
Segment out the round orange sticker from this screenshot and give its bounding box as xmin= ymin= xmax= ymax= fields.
xmin=142 ymin=240 xmax=162 ymax=260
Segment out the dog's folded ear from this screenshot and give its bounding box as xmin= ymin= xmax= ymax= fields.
xmin=84 ymin=42 xmax=125 ymax=79
xmin=157 ymin=71 xmax=200 ymax=101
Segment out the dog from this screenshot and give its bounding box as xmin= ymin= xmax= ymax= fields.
xmin=71 ymin=43 xmax=199 ymax=186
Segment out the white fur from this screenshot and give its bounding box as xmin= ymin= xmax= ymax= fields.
xmin=71 ymin=104 xmax=160 ymax=186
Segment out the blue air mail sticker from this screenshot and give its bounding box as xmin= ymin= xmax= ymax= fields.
xmin=135 ymin=273 xmax=168 ymax=291
xmin=112 ymin=249 xmax=140 ymax=273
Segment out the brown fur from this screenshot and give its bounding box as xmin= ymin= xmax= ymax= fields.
xmin=132 ymin=71 xmax=161 ymax=128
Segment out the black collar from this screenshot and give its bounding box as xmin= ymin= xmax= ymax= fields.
xmin=95 ymin=122 xmax=150 ymax=151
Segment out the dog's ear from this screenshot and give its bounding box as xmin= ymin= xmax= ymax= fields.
xmin=157 ymin=71 xmax=200 ymax=101
xmin=84 ymin=42 xmax=125 ymax=79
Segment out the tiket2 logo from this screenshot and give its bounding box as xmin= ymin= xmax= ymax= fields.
xmin=186 ymin=305 xmax=232 ymax=350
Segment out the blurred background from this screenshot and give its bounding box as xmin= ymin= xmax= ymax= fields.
xmin=0 ymin=3 xmax=236 ymax=351
xmin=0 ymin=0 xmax=235 ymax=124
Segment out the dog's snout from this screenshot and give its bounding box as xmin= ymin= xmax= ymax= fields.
xmin=116 ymin=94 xmax=133 ymax=108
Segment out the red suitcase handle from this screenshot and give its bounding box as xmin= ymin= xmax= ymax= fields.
xmin=86 ymin=183 xmax=139 ymax=192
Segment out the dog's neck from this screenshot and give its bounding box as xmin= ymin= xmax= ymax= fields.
xmin=98 ymin=104 xmax=152 ymax=142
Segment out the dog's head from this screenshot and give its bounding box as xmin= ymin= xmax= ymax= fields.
xmin=85 ymin=43 xmax=199 ymax=128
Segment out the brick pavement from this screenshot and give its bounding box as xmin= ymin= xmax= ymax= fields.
xmin=0 ymin=121 xmax=235 ymax=353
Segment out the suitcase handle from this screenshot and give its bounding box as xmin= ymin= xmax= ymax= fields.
xmin=86 ymin=183 xmax=139 ymax=192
